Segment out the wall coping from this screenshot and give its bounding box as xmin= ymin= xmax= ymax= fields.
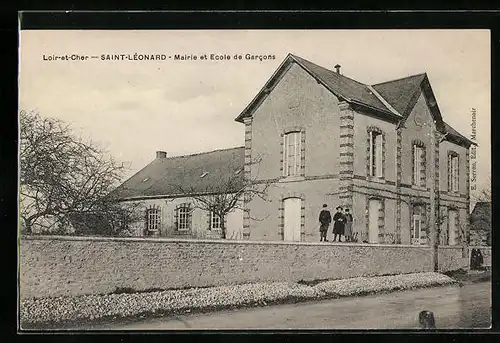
xmin=20 ymin=235 xmax=434 ymax=249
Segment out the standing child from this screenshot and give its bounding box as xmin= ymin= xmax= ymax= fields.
xmin=344 ymin=208 xmax=353 ymax=242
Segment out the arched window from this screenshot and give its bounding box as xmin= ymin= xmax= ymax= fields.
xmin=146 ymin=205 xmax=161 ymax=234
xmin=281 ymin=127 xmax=306 ymax=178
xmin=283 ymin=131 xmax=302 ymax=176
xmin=412 ymin=140 xmax=426 ymax=187
xmin=175 ymin=203 xmax=192 ymax=231
xmin=367 ymin=127 xmax=385 ymax=178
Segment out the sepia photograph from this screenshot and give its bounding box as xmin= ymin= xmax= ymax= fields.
xmin=18 ymin=29 xmax=491 ymax=330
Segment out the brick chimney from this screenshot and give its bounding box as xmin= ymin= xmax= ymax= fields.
xmin=156 ymin=151 xmax=167 ymax=159
xmin=334 ymin=64 xmax=341 ymax=74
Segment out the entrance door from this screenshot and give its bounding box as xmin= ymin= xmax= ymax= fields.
xmin=283 ymin=198 xmax=301 ymax=241
xmin=448 ymin=210 xmax=458 ymax=245
xmin=368 ymin=199 xmax=381 ymax=243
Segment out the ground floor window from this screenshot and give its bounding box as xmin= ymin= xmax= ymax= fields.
xmin=210 ymin=211 xmax=221 ymax=231
xmin=411 ymin=204 xmax=427 ymax=245
xmin=176 ymin=203 xmax=192 ymax=231
xmin=146 ymin=205 xmax=161 ymax=234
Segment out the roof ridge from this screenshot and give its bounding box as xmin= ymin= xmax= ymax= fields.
xmin=372 ymin=72 xmax=426 ymax=87
xmin=290 ymin=53 xmax=369 ymax=87
xmin=163 ymin=146 xmax=245 ymax=160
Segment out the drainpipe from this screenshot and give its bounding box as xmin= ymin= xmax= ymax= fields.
xmin=429 ymin=124 xmax=439 ymax=272
xmin=429 ymin=124 xmax=438 ymax=272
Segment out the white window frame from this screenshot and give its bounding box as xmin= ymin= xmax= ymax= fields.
xmin=411 ymin=205 xmax=426 ymax=245
xmin=177 ymin=204 xmax=191 ymax=231
xmin=210 ymin=211 xmax=221 ymax=231
xmin=413 ymin=216 xmax=422 ymax=239
xmin=369 ymin=131 xmax=383 ymax=178
xmin=146 ymin=207 xmax=161 ymax=232
xmin=283 ymin=131 xmax=301 ymax=177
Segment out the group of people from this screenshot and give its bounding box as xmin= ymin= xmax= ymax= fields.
xmin=318 ymin=204 xmax=354 ymax=242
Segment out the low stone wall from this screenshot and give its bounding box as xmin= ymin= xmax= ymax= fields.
xmin=437 ymin=246 xmax=468 ymax=272
xmin=19 ymin=235 xmax=444 ymax=299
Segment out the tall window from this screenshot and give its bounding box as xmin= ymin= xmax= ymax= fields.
xmin=146 ymin=206 xmax=161 ymax=232
xmin=369 ymin=131 xmax=383 ymax=178
xmin=210 ymin=211 xmax=221 ymax=230
xmin=176 ymin=203 xmax=192 ymax=231
xmin=283 ymin=131 xmax=301 ymax=177
xmin=448 ymin=153 xmax=459 ymax=192
xmin=412 ymin=143 xmax=426 ymax=187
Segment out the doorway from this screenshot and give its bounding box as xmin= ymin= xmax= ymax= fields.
xmin=448 ymin=210 xmax=458 ymax=246
xmin=283 ymin=198 xmax=302 ymax=241
xmin=368 ymin=198 xmax=382 ymax=243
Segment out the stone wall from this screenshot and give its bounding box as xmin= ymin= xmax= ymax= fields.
xmin=437 ymin=245 xmax=492 ymax=271
xmin=437 ymin=246 xmax=468 ymax=272
xmin=19 ymin=235 xmax=448 ymax=299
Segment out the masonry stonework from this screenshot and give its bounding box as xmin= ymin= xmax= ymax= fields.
xmin=338 ymin=101 xmax=355 ymax=209
xmin=20 ymin=236 xmax=454 ymax=299
xmin=246 ymin=62 xmax=343 ymax=241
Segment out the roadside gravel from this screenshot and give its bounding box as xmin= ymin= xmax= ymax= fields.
xmin=20 ymin=272 xmax=457 ymax=328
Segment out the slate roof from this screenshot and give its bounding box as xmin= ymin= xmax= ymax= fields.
xmin=110 ymin=147 xmax=245 ymax=200
xmin=372 ymin=73 xmax=427 ymax=116
xmin=235 ymin=53 xmax=475 ymax=147
xmin=442 ymin=122 xmax=476 ymax=146
xmin=290 ymin=54 xmax=396 ymax=116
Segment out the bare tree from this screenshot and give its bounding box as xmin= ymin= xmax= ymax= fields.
xmin=171 ymin=157 xmax=269 ymax=239
xmin=69 ymin=200 xmax=145 ymax=236
xmin=19 ymin=110 xmax=129 ymax=235
xmin=472 ymin=176 xmax=491 ymax=203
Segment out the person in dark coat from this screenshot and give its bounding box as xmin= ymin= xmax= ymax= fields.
xmin=319 ymin=204 xmax=332 ymax=242
xmin=332 ymin=206 xmax=346 ymax=242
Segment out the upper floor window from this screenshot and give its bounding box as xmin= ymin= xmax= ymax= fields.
xmin=448 ymin=152 xmax=459 ymax=193
xmin=146 ymin=206 xmax=161 ymax=232
xmin=210 ymin=211 xmax=221 ymax=231
xmin=412 ymin=142 xmax=426 ymax=187
xmin=283 ymin=131 xmax=302 ymax=177
xmin=176 ymin=203 xmax=192 ymax=231
xmin=368 ymin=130 xmax=383 ymax=178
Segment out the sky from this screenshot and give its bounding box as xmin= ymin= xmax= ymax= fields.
xmin=19 ymin=29 xmax=491 ymax=198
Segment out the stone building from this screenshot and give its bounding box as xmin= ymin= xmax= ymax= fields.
xmin=113 ymin=53 xmax=475 ymax=244
xmin=111 ymin=148 xmax=245 ymax=239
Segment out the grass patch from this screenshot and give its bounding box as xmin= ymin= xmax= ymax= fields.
xmin=443 ymin=268 xmax=491 ymax=284
xmin=21 ymin=293 xmax=335 ymax=330
xmin=21 ymin=275 xmax=457 ymax=330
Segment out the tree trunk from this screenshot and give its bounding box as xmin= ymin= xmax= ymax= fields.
xmin=220 ymin=217 xmax=227 ymax=239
